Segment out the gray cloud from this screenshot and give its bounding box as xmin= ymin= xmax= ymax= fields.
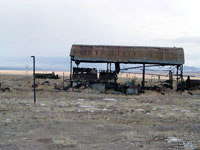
xmin=171 ymin=37 xmax=200 ymax=44
xmin=0 ymin=0 xmax=200 ymax=67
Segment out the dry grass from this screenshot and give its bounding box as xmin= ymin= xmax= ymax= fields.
xmin=0 ymin=74 xmax=200 ymax=150
xmin=53 ymin=136 xmax=77 ymax=148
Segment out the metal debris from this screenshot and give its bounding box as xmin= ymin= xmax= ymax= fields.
xmin=69 ymin=44 xmax=185 ymax=93
xmin=35 ymin=72 xmax=59 ymax=79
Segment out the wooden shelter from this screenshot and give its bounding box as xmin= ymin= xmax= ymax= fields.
xmin=70 ymin=45 xmax=185 ymax=90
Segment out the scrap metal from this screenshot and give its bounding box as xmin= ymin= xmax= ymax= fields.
xmin=72 ymin=67 xmax=97 ymax=81
xmin=69 ymin=44 xmax=185 ymax=92
xmin=35 ymin=72 xmax=59 ymax=79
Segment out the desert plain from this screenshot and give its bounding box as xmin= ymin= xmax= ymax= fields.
xmin=0 ymin=71 xmax=200 ymax=150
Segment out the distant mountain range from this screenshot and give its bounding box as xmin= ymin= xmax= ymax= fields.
xmin=183 ymin=66 xmax=200 ymax=73
xmin=0 ymin=56 xmax=200 ymax=73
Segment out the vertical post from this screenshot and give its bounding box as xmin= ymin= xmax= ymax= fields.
xmin=63 ymin=72 xmax=65 ymax=90
xmin=169 ymin=70 xmax=173 ymax=89
xmin=142 ymin=64 xmax=145 ymax=90
xmin=115 ymin=62 xmax=120 ymax=74
xmin=31 ymin=56 xmax=36 ymax=104
xmin=70 ymin=57 xmax=72 ymax=87
xmin=187 ymin=76 xmax=190 ymax=89
xmin=180 ymin=65 xmax=183 ymax=92
xmin=176 ymin=65 xmax=179 ymax=91
xmin=158 ymin=75 xmax=160 ymax=82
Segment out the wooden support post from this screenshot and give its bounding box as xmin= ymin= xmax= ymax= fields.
xmin=180 ymin=65 xmax=184 ymax=92
xmin=176 ymin=65 xmax=179 ymax=91
xmin=142 ymin=64 xmax=145 ymax=90
xmin=70 ymin=57 xmax=72 ymax=87
xmin=169 ymin=70 xmax=173 ymax=89
xmin=63 ymin=72 xmax=64 ymax=90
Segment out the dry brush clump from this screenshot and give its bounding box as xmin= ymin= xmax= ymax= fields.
xmin=52 ymin=136 xmax=77 ymax=148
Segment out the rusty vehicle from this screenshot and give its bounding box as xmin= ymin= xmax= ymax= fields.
xmin=186 ymin=76 xmax=200 ymax=90
xmin=72 ymin=67 xmax=97 ymax=82
xmin=99 ymin=71 xmax=118 ymax=83
xmin=35 ymin=72 xmax=59 ymax=79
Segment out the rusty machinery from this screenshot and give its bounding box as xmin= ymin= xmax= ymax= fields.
xmin=69 ymin=45 xmax=185 ymax=92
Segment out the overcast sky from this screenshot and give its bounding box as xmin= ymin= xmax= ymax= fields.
xmin=0 ymin=0 xmax=200 ymax=67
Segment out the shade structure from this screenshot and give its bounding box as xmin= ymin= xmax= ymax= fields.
xmin=70 ymin=44 xmax=184 ymax=65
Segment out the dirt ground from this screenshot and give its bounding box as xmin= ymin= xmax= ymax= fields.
xmin=0 ymin=74 xmax=200 ymax=150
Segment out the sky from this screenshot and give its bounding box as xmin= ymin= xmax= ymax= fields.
xmin=0 ymin=0 xmax=200 ymax=67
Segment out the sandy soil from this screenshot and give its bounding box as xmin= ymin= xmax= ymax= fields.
xmin=0 ymin=74 xmax=200 ymax=150
xmin=0 ymin=70 xmax=70 ymax=76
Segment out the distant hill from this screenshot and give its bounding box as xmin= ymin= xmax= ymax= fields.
xmin=0 ymin=56 xmax=200 ymax=73
xmin=183 ymin=66 xmax=200 ymax=73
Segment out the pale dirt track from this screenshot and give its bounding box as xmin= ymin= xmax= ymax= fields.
xmin=0 ymin=74 xmax=200 ymax=150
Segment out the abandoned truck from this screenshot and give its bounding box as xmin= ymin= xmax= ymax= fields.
xmin=35 ymin=72 xmax=59 ymax=79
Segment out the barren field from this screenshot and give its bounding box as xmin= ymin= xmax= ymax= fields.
xmin=0 ymin=74 xmax=200 ymax=150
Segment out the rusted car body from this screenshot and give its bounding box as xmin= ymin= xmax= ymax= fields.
xmin=72 ymin=67 xmax=97 ymax=81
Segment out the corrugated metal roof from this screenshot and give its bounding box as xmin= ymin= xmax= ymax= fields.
xmin=70 ymin=44 xmax=185 ymax=65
